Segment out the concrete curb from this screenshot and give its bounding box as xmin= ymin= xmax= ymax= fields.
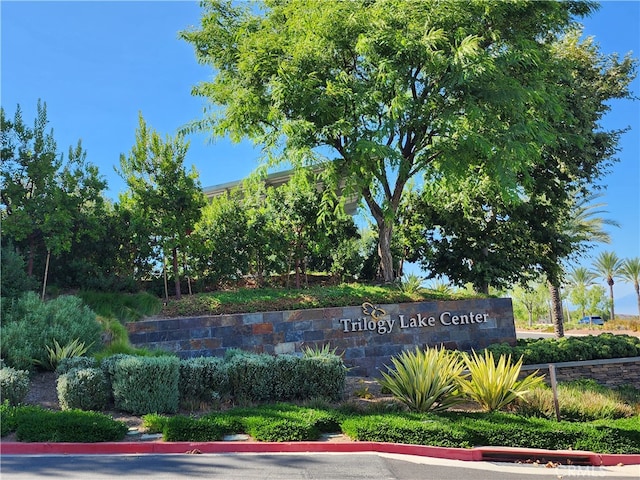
xmin=2 ymin=441 xmax=639 ymax=466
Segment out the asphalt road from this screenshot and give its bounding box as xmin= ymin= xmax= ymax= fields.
xmin=2 ymin=453 xmax=639 ymax=480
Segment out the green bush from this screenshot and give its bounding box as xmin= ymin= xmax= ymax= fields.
xmin=141 ymin=412 xmax=169 ymax=433
xmin=0 ymin=244 xmax=38 ymax=300
xmin=57 ymin=368 xmax=109 ymax=411
xmin=0 ymin=366 xmax=30 ymax=405
xmin=162 ymin=414 xmax=240 ymax=442
xmin=226 ymin=351 xmax=277 ymax=403
xmin=378 ymin=346 xmax=465 ymax=412
xmin=56 ymin=356 xmax=98 ymax=376
xmin=179 ymin=356 xmax=229 ymax=408
xmin=225 ymin=351 xmax=346 ymax=404
xmin=293 ymin=356 xmax=347 ymax=402
xmin=112 ymin=355 xmax=179 ymax=415
xmin=484 ymin=334 xmax=640 ymax=365
xmin=1 ymin=292 xmax=102 ymax=371
xmin=14 ymin=407 xmax=127 ymax=442
xmin=1 ymin=402 xmax=43 ymax=437
xmin=100 ymin=353 xmax=134 ymax=402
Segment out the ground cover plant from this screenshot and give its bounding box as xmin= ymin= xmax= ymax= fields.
xmin=158 ymin=282 xmax=478 ymax=318
xmin=132 ymin=402 xmax=640 ymax=454
xmin=516 ymin=379 xmax=638 ymax=420
xmin=0 ymin=402 xmax=127 ymax=442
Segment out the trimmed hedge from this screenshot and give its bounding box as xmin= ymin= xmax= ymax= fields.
xmin=0 ymin=366 xmax=30 ymax=405
xmin=56 ymin=356 xmax=98 ymax=376
xmin=112 ymin=356 xmax=180 ymax=415
xmin=225 ymin=351 xmax=346 ymax=403
xmin=57 ymin=368 xmax=109 ymax=411
xmin=179 ymin=356 xmax=229 ymax=407
xmin=484 ymin=333 xmax=640 ymax=365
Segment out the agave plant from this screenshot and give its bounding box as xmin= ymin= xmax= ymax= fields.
xmin=378 ymin=346 xmax=465 ymax=412
xmin=34 ymin=338 xmax=93 ymax=371
xmin=459 ymin=350 xmax=544 ymax=412
xmin=302 ymin=343 xmax=340 ymax=359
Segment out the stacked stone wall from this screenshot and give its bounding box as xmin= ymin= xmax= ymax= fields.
xmin=127 ymin=298 xmax=517 ymax=376
xmin=521 ymin=357 xmax=640 ymax=389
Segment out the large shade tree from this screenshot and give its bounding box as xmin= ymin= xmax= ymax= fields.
xmin=181 ymin=0 xmax=609 ymax=283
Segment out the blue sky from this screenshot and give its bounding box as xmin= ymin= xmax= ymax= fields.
xmin=2 ymin=1 xmax=639 ymax=314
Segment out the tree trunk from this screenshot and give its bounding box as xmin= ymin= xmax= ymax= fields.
xmin=635 ymin=281 xmax=640 ymax=318
xmin=172 ymin=246 xmax=181 ymax=300
xmin=378 ymin=222 xmax=395 ymax=283
xmin=608 ymin=280 xmax=615 ymax=321
xmin=162 ymin=256 xmax=169 ymax=304
xmin=27 ymin=237 xmax=36 ymax=277
xmin=548 ymin=281 xmax=564 ymax=338
xmin=41 ymin=249 xmax=51 ymax=301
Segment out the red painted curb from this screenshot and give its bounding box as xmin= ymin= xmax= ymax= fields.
xmin=1 ymin=441 xmax=638 ymax=466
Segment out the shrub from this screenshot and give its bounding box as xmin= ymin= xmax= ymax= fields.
xmin=179 ymin=356 xmax=229 ymax=408
xmin=225 ymin=351 xmax=346 ymax=404
xmin=0 ymin=244 xmax=38 ymax=300
xmin=484 ymin=334 xmax=640 ymax=365
xmin=378 ymin=346 xmax=465 ymax=412
xmin=226 ymin=351 xmax=277 ymax=403
xmin=0 ymin=366 xmax=30 ymax=405
xmin=141 ymin=412 xmax=169 ymax=433
xmin=56 ymin=356 xmax=98 ymax=376
xmin=162 ymin=415 xmax=239 ymax=442
xmin=57 ymin=367 xmax=109 ymax=411
xmin=112 ymin=355 xmax=179 ymax=415
xmin=459 ymin=350 xmax=544 ymax=412
xmin=293 ymin=356 xmax=347 ymax=402
xmin=14 ymin=407 xmax=127 ymax=442
xmin=1 ymin=402 xmax=43 ymax=437
xmin=1 ymin=292 xmax=102 ymax=371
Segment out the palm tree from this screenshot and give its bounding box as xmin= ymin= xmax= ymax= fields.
xmin=566 ymin=266 xmax=598 ymax=319
xmin=592 ymin=251 xmax=623 ymax=321
xmin=620 ymin=257 xmax=640 ymax=318
xmin=547 ymin=193 xmax=619 ymax=337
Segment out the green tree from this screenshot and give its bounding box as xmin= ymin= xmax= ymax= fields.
xmin=592 ymin=251 xmax=624 ymax=321
xmin=1 ymin=101 xmax=108 ymax=297
xmin=118 ymin=114 xmax=206 ymax=299
xmin=191 ymin=187 xmax=250 ymax=287
xmin=511 ymin=281 xmax=549 ymax=327
xmin=620 ymin=257 xmax=640 ymax=318
xmin=567 ymin=266 xmax=598 ymax=319
xmin=181 ymin=0 xmax=607 ymax=283
xmin=1 ymin=101 xmax=61 ymax=278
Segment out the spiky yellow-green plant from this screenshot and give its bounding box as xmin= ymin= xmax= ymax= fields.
xmin=35 ymin=338 xmax=93 ymax=371
xmin=459 ymin=350 xmax=544 ymax=412
xmin=378 ymin=346 xmax=465 ymax=412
